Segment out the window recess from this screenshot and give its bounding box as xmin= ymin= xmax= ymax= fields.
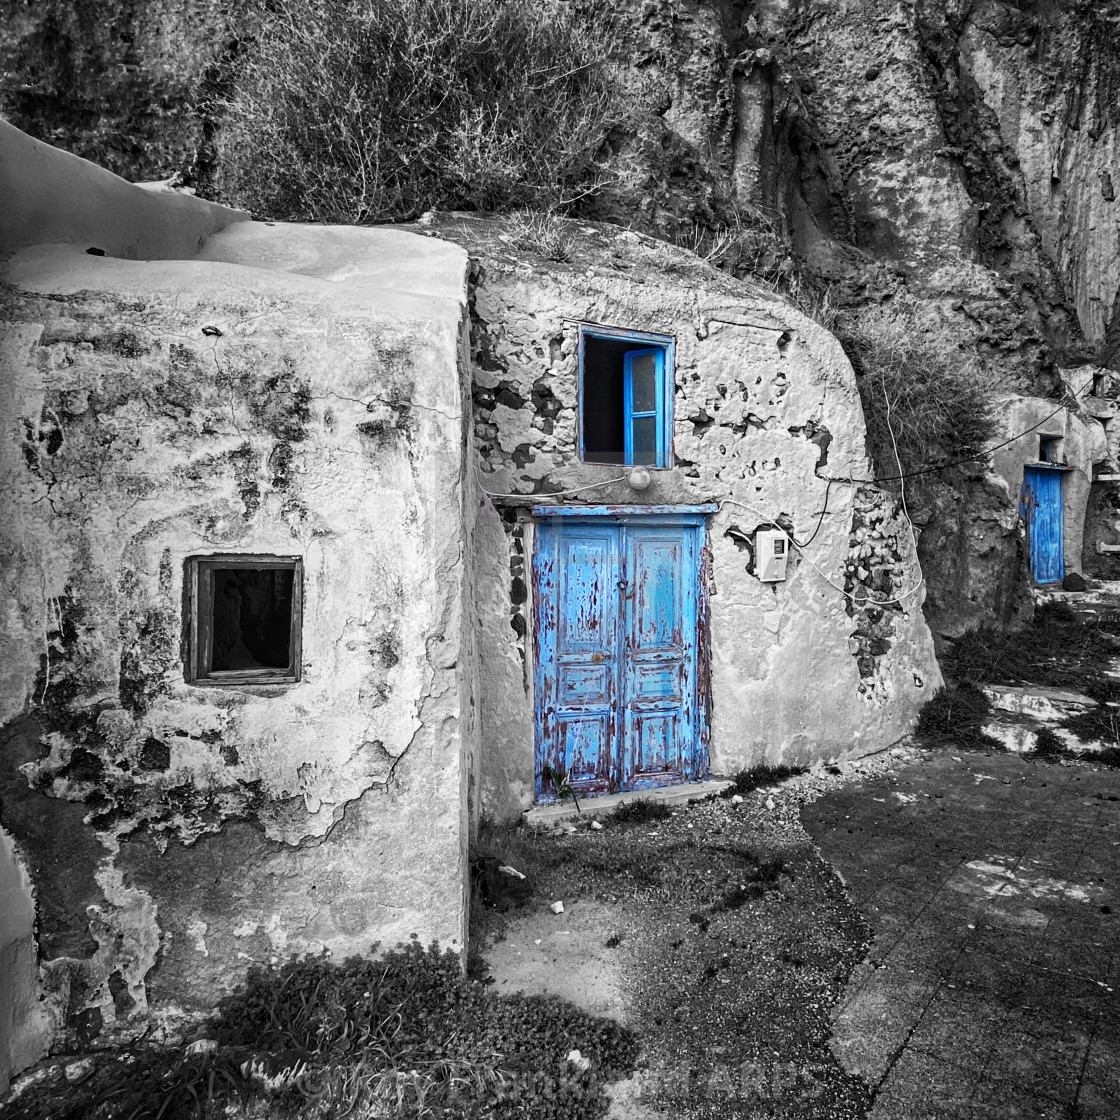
xmin=579 ymin=325 xmax=674 ymax=468
xmin=186 ymin=555 xmax=302 ymax=685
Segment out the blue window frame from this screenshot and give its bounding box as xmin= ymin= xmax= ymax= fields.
xmin=578 ymin=325 xmax=674 ymax=468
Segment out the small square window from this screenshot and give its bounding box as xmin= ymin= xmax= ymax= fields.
xmin=578 ymin=325 xmax=674 ymax=468
xmin=1091 ymin=373 xmax=1104 ymax=397
xmin=186 ymin=555 xmax=302 ymax=685
xmin=1039 ymin=436 xmax=1062 ymax=463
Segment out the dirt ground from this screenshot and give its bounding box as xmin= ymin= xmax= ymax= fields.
xmin=473 ymin=756 xmax=901 ymax=1119
xmin=474 ymin=746 xmax=1120 ymax=1119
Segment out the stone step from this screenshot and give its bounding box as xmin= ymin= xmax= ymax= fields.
xmin=981 ymin=683 xmax=1097 ymax=723
xmin=981 ymin=706 xmax=1116 ymax=757
xmin=523 ymin=779 xmax=733 ymax=828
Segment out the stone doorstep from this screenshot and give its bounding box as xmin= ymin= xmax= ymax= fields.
xmin=1034 ymin=582 xmax=1120 ymax=609
xmin=523 ymin=780 xmax=733 ymax=828
xmin=982 ymin=683 xmax=1097 ymax=722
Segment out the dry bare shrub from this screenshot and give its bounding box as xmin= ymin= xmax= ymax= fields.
xmin=215 ymin=0 xmax=620 ymax=223
xmin=838 ymin=302 xmax=1002 ymax=481
xmin=671 ymin=200 xmax=795 ymax=284
xmin=504 ymin=210 xmax=573 ymax=261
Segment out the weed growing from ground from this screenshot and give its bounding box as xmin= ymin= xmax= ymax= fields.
xmin=7 ymin=942 xmax=637 ymax=1120
xmin=914 ymin=682 xmax=1003 ymax=751
xmin=1031 ymin=726 xmax=1068 ymax=760
xmin=943 ymin=602 xmax=1119 ymax=691
xmin=609 ymin=799 xmax=673 ymax=825
xmin=720 ymin=764 xmax=806 ymax=798
xmin=504 ymin=210 xmax=573 ymax=261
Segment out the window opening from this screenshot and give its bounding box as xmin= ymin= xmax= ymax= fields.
xmin=1091 ymin=373 xmax=1104 ymax=397
xmin=1039 ymin=436 xmax=1062 ymax=463
xmin=187 ymin=556 xmax=302 ymax=685
xmin=579 ymin=326 xmax=673 ymax=467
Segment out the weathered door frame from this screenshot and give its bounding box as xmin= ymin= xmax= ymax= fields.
xmin=531 ymin=504 xmax=715 ymax=803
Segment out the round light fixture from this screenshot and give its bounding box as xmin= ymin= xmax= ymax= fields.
xmin=628 ymin=468 xmax=652 ymax=491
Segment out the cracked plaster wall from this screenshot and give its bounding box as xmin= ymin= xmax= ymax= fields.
xmin=437 ymin=216 xmax=943 ymax=821
xmin=0 ymin=128 xmax=476 ymax=1070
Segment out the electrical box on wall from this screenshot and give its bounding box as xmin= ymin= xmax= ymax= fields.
xmin=755 ymin=529 xmax=789 ymax=582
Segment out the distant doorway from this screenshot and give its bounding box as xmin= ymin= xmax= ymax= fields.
xmin=1021 ymin=465 xmax=1064 ymax=584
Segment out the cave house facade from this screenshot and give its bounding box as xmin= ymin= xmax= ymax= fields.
xmin=0 ymin=125 xmax=940 ymax=1084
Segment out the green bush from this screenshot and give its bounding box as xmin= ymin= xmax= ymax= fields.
xmin=216 ymin=0 xmax=620 ymax=222
xmin=838 ymin=302 xmax=1002 ymax=482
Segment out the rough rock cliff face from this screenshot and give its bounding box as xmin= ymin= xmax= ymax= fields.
xmin=3 ymin=0 xmax=1118 ymax=632
xmin=591 ymin=0 xmax=1120 ymax=632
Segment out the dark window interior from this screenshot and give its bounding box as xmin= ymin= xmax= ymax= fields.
xmin=188 ymin=556 xmax=301 ymax=684
xmin=1040 ymin=437 xmax=1061 ymax=463
xmin=583 ymin=335 xmax=649 ymax=464
xmin=211 ymin=568 xmax=293 ymax=671
xmin=1092 ymin=374 xmax=1104 ymax=397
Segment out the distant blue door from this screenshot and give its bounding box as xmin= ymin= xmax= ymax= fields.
xmin=1022 ymin=466 xmax=1065 ymax=584
xmin=533 ymin=509 xmax=710 ymax=802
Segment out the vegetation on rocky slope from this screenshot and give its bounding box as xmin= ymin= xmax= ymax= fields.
xmin=213 ymin=0 xmax=620 ymax=223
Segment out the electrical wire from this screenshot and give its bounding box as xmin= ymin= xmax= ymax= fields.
xmin=473 ymin=342 xmax=1120 ymax=608
xmin=718 ymin=496 xmax=927 ymax=608
xmin=475 ymin=463 xmax=630 ymax=500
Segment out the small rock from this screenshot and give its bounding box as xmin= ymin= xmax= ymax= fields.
xmin=1062 ymin=572 xmax=1087 ymax=592
xmin=730 ymin=794 xmax=744 ymax=805
xmin=185 ymin=1039 xmax=218 ymax=1056
xmin=590 ymin=820 xmax=604 ymax=831
xmin=765 ymin=797 xmax=776 ymax=810
xmin=64 ymin=1059 xmax=95 ymax=1084
xmin=566 ymin=1049 xmax=591 ymax=1071
xmin=550 ymin=900 xmax=565 ymax=914
xmin=605 ymin=931 xmax=622 ymax=948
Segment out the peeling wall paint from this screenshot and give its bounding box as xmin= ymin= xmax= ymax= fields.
xmin=1 ymin=126 xmax=476 ymax=1074
xmin=432 ymin=216 xmax=944 ymax=821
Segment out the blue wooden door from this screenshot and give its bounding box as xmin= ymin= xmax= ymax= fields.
xmin=1021 ymin=466 xmax=1064 ymax=584
xmin=534 ymin=512 xmax=708 ymax=802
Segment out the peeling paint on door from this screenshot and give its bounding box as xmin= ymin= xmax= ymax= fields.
xmin=532 ymin=507 xmax=711 ymax=802
xmin=1022 ymin=465 xmax=1065 ymax=584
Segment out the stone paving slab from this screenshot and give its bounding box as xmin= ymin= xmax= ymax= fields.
xmin=803 ymin=750 xmax=1120 ymax=1119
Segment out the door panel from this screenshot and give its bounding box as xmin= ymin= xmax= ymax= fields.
xmin=557 ymin=714 xmax=612 ymax=788
xmin=1022 ymin=467 xmax=1064 ymax=584
xmin=534 ymin=514 xmax=707 ymax=802
xmin=534 ymin=521 xmax=619 ymax=798
xmin=623 ymin=526 xmax=697 ymax=789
